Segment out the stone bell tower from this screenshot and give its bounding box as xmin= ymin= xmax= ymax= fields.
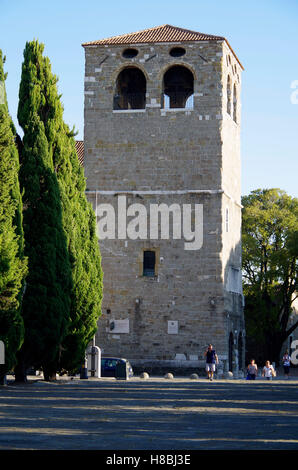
xmin=82 ymin=25 xmax=245 ymax=375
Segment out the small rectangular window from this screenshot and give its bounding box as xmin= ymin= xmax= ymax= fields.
xmin=226 ymin=208 xmax=229 ymax=232
xmin=143 ymin=250 xmax=156 ymax=277
xmin=227 ymin=267 xmax=241 ymax=294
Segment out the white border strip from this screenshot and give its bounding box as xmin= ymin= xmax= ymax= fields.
xmin=86 ymin=189 xmax=242 ymax=208
xmin=86 ymin=189 xmax=223 ymax=195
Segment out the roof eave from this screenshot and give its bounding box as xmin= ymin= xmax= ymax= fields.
xmin=224 ymin=39 xmax=244 ymax=71
xmin=82 ymin=38 xmax=244 ymax=71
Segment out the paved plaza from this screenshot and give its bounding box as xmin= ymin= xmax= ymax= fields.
xmin=0 ymin=376 xmax=297 ymax=450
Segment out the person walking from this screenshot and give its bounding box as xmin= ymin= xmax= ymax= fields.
xmin=282 ymin=350 xmax=291 ymax=379
xmin=204 ymin=344 xmax=218 ymax=381
xmin=262 ymin=360 xmax=276 ymax=380
xmin=246 ymin=359 xmax=258 ymax=380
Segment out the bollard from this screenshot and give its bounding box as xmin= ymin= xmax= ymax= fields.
xmin=0 ymin=341 xmax=6 ymax=385
xmin=87 ymin=345 xmax=101 ymax=378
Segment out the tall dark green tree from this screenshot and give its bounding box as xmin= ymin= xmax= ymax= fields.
xmin=40 ymin=53 xmax=103 ymax=374
xmin=242 ymin=189 xmax=298 ymax=364
xmin=57 ymin=141 xmax=103 ymax=373
xmin=17 ymin=40 xmax=102 ymax=378
xmin=0 ymin=50 xmax=27 ymax=384
xmin=16 ymin=42 xmax=72 ymax=381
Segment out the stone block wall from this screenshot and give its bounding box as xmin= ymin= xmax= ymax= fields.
xmin=83 ymin=37 xmax=245 ymax=372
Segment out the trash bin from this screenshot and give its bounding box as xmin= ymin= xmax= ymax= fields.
xmin=115 ymin=360 xmax=129 ymax=380
xmin=80 ymin=357 xmax=88 ymax=379
xmin=80 ymin=365 xmax=88 ymax=379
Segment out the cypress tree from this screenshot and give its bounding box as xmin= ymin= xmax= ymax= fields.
xmin=16 ymin=42 xmax=72 ymax=381
xmin=38 ymin=46 xmax=103 ymax=374
xmin=56 ymin=138 xmax=103 ymax=373
xmin=0 ymin=50 xmax=27 ymax=384
xmin=17 ymin=40 xmax=102 ymax=377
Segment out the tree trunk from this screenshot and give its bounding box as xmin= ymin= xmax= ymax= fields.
xmin=0 ymin=375 xmax=6 ymax=386
xmin=14 ymin=361 xmax=28 ymax=383
xmin=0 ymin=366 xmax=7 ymax=385
xmin=264 ymin=330 xmax=286 ymax=366
xmin=43 ymin=366 xmax=57 ymax=382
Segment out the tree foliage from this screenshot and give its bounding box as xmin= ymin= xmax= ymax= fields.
xmin=242 ymin=188 xmax=298 ymax=363
xmin=16 ymin=40 xmax=102 ymax=379
xmin=16 ymin=42 xmax=73 ymax=380
xmin=0 ymin=50 xmax=27 ymax=382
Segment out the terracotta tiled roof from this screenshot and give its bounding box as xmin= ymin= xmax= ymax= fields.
xmin=82 ymin=24 xmax=243 ymax=70
xmin=75 ymin=140 xmax=84 ymax=166
xmin=82 ymin=24 xmax=225 ymax=46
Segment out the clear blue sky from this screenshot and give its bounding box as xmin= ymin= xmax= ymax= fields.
xmin=2 ymin=0 xmax=298 ymax=197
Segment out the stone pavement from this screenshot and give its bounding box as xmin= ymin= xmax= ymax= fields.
xmin=0 ymin=376 xmax=298 ymax=450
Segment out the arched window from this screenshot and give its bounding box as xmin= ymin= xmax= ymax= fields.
xmin=233 ymin=83 xmax=237 ymax=123
xmin=162 ymin=65 xmax=194 ymax=109
xmin=113 ymin=67 xmax=146 ymax=110
xmin=227 ymin=75 xmax=231 ymax=115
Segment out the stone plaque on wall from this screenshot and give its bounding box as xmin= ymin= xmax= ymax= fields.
xmin=109 ymin=319 xmax=129 ymax=334
xmin=168 ymin=321 xmax=178 ymax=334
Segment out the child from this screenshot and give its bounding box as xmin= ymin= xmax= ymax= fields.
xmin=262 ymin=360 xmax=276 ymax=380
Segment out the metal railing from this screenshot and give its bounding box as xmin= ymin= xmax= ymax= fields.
xmin=113 ymin=92 xmax=146 ymax=110
xmin=162 ymin=92 xmax=194 ymax=110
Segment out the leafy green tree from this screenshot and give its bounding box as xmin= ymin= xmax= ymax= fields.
xmin=242 ymin=189 xmax=298 ymax=364
xmin=17 ymin=40 xmax=102 ymax=379
xmin=0 ymin=50 xmax=28 ymax=384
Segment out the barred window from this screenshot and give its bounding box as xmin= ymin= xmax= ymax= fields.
xmin=143 ymin=250 xmax=156 ymax=277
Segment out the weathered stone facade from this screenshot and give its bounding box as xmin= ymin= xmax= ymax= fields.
xmin=83 ymin=26 xmax=245 ymax=375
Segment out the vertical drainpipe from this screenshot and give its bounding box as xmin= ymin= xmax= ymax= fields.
xmin=91 ymin=191 xmax=98 ymax=378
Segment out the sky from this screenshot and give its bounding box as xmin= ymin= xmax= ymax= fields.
xmin=1 ymin=0 xmax=298 ymax=198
